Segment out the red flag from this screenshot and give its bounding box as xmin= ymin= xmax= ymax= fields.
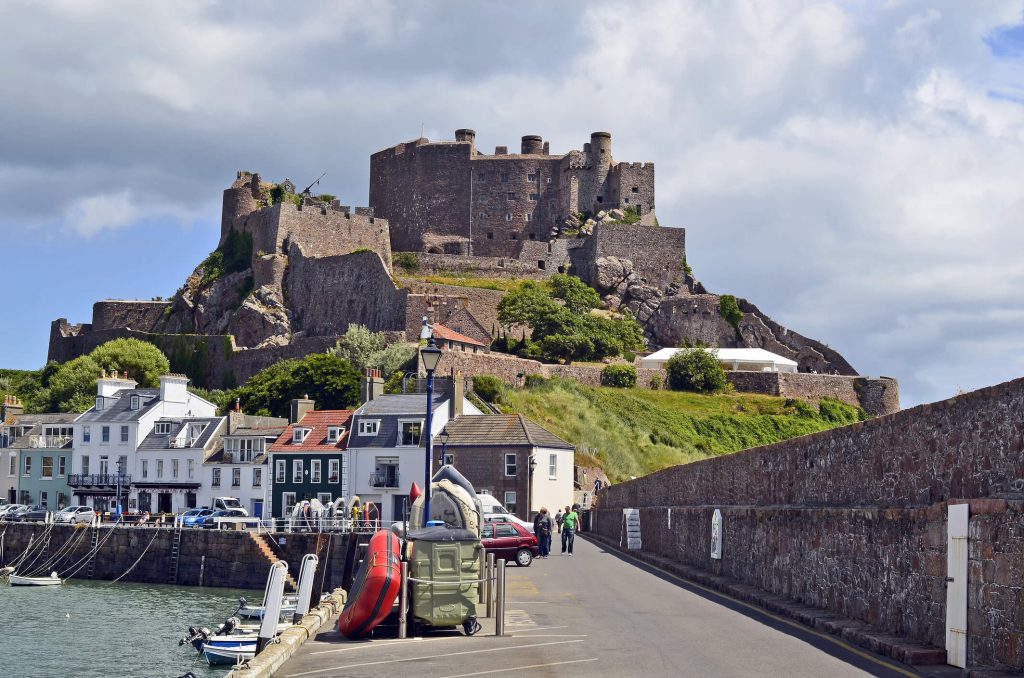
xmin=409 ymin=482 xmax=422 ymax=504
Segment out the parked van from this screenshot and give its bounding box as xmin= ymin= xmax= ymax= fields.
xmin=212 ymin=496 xmax=248 ymax=516
xmin=476 ymin=493 xmax=534 ymax=533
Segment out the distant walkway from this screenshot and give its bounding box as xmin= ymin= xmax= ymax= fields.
xmin=277 ymin=536 xmax=916 ymax=677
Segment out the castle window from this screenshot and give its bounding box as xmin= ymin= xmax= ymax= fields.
xmin=510 ymin=233 xmax=518 ymax=240
xmin=501 ymin=173 xmax=509 ymax=183
xmin=632 ymin=186 xmax=639 ymax=193
xmin=596 ymin=196 xmax=604 ymax=203
xmin=505 ymin=213 xmax=512 ymax=222
xmin=527 ymin=173 xmax=537 ymax=182
xmin=538 ymin=261 xmax=546 ymax=270
xmin=487 ymin=232 xmax=494 ymax=239
xmin=529 ymin=193 xmax=539 ymax=201
xmin=507 ymin=192 xmax=515 ymax=200
xmin=624 ymin=198 xmax=630 ymax=204
xmin=477 ymin=173 xmax=486 ymax=181
xmin=528 ymin=233 xmax=536 ymax=240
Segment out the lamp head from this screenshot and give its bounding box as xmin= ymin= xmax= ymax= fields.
xmin=420 ymin=338 xmax=443 ymax=373
xmin=419 ymin=315 xmax=432 ymax=341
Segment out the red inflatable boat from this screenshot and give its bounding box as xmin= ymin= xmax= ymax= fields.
xmin=338 ymin=529 xmax=402 ymax=639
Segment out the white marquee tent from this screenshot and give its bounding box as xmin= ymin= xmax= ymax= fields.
xmin=639 ymin=347 xmax=799 ymax=373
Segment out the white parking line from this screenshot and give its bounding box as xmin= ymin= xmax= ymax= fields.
xmin=507 ymin=625 xmax=568 ymax=632
xmin=438 ymin=658 xmax=599 ymax=677
xmin=310 ymin=635 xmax=464 ymax=655
xmin=283 ymin=639 xmax=586 ymax=677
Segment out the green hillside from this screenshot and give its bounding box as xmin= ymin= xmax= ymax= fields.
xmin=494 ymin=378 xmax=865 ymax=482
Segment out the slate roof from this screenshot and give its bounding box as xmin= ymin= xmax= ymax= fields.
xmin=432 ymin=323 xmax=486 ymax=347
xmin=348 ymin=393 xmax=448 ymax=449
xmin=270 ymin=410 xmax=354 ymax=453
xmin=137 ymin=417 xmax=224 ymax=451
xmin=77 ymin=389 xmax=161 ymax=423
xmin=440 ymin=414 xmax=574 ymax=450
xmin=6 ymin=413 xmax=78 ymax=449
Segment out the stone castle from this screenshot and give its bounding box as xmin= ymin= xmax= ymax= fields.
xmin=47 ymin=128 xmax=896 ymax=414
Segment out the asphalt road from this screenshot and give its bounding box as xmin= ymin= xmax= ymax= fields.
xmin=278 ymin=535 xmax=920 ymax=677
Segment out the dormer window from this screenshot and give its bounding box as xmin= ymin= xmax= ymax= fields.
xmin=130 ymin=395 xmax=140 ymax=410
xmin=358 ymin=420 xmax=380 ymax=436
xmin=155 ymin=422 xmax=172 ymax=435
xmin=327 ymin=426 xmax=344 ymax=443
xmin=95 ymin=397 xmax=104 ymax=411
xmin=293 ymin=427 xmax=310 ymax=443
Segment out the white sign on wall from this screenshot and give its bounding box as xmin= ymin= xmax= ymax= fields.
xmin=622 ymin=508 xmax=642 ymax=550
xmin=710 ymin=509 xmax=723 ymax=560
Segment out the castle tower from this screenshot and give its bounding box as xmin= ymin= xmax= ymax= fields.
xmin=589 ymin=132 xmax=612 ymax=169
xmin=521 ymin=135 xmax=544 ymax=155
xmin=455 ymin=128 xmax=476 ymax=153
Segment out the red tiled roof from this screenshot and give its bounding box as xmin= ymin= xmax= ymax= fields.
xmin=432 ymin=323 xmax=486 ymax=347
xmin=270 ymin=410 xmax=355 ymax=452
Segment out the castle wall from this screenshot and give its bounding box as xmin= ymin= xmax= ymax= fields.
xmin=609 ymin=162 xmax=656 ymax=217
xmin=574 ymin=223 xmax=687 ymax=291
xmin=285 ymin=247 xmax=407 ymax=338
xmin=593 ymin=376 xmax=1024 ymax=672
xmin=92 ymin=300 xmax=170 ymax=332
xmin=726 ymin=372 xmax=900 ymax=416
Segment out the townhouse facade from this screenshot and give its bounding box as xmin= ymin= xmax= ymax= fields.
xmin=133 ymin=415 xmax=223 ymax=514
xmin=1 ymin=413 xmax=77 ymax=509
xmin=201 ymin=411 xmax=287 ymax=517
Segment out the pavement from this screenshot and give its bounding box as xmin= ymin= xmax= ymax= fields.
xmin=276 ymin=535 xmax=925 ymax=678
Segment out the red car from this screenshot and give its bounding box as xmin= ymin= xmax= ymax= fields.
xmin=481 ymin=522 xmax=538 ymax=567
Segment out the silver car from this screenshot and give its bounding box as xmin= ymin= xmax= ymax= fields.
xmin=55 ymin=505 xmax=96 ymax=524
xmin=0 ymin=504 xmax=26 ymax=520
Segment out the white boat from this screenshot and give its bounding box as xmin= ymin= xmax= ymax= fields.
xmin=203 ymin=643 xmax=255 ymax=665
xmin=236 ymin=595 xmax=297 ymax=619
xmin=9 ymin=571 xmax=61 ymax=586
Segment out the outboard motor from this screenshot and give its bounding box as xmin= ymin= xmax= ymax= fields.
xmin=177 ymin=626 xmax=211 ymax=654
xmin=216 ymin=616 xmax=238 ymax=636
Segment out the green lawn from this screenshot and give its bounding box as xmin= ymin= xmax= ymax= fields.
xmin=496 ymin=378 xmax=864 ymax=482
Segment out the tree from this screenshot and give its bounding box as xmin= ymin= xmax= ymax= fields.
xmin=472 ymin=375 xmax=505 ymax=403
xmin=233 ymin=353 xmax=361 ymax=417
xmin=330 ymin=325 xmax=416 ymax=378
xmin=89 ymin=338 xmax=171 ymax=387
xmin=549 ymin=274 xmax=602 ymax=315
xmin=665 ymin=349 xmax=727 ymax=393
xmin=43 ymin=355 xmax=101 ymax=413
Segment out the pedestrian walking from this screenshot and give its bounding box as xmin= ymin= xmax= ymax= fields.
xmin=561 ymin=505 xmax=578 ymax=555
xmin=533 ymin=508 xmax=553 ymax=558
xmin=555 ymin=508 xmax=564 ymax=533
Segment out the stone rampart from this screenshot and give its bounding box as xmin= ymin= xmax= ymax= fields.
xmin=92 ymin=300 xmax=170 ymax=332
xmin=593 ymin=376 xmax=1024 ymax=672
xmin=725 ymin=372 xmax=900 ymax=416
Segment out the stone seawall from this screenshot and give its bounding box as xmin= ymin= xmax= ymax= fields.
xmin=726 ymin=372 xmax=900 ymax=416
xmin=593 ymin=375 xmax=1024 ymax=673
xmin=0 ymin=524 xmax=351 ymax=590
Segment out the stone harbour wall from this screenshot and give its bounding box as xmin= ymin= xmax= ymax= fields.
xmin=593 ymin=376 xmax=1024 ymax=672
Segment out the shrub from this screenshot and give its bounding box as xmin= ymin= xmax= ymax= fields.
xmin=649 ymin=374 xmax=663 ymax=390
xmin=318 ymin=193 xmax=336 ymax=204
xmin=472 ymin=375 xmax=505 ymax=403
xmin=523 ymin=374 xmax=548 ymax=389
xmin=601 ymin=364 xmax=637 ymax=388
xmin=269 ymin=185 xmax=286 ymax=205
xmin=618 ymin=205 xmax=641 ymax=224
xmin=665 ymin=349 xmax=727 ymax=393
xmin=719 ymin=294 xmax=743 ymax=330
xmin=394 ymin=252 xmax=420 ymax=273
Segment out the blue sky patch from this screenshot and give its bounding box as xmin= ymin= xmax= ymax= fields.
xmin=985 ymin=23 xmax=1024 ymax=59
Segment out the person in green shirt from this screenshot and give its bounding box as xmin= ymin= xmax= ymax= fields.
xmin=560 ymin=505 xmax=578 ymax=555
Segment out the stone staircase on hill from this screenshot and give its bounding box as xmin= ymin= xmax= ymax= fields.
xmin=249 ymin=532 xmax=298 ymax=591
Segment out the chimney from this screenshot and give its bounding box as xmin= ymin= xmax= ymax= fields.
xmin=1 ymin=395 xmax=24 ymax=421
xmin=158 ymin=374 xmax=190 ymax=404
xmin=290 ymin=396 xmax=315 ymax=424
xmin=97 ymin=372 xmax=138 ymax=399
xmin=235 ymin=397 xmax=241 ymax=413
xmin=449 ymin=370 xmax=465 ymax=418
xmin=360 ymin=368 xmax=384 ymax=404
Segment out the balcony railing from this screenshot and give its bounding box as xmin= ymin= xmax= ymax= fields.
xmin=369 ymin=471 xmax=400 ymax=488
xmin=28 ymin=435 xmax=73 ymax=449
xmin=68 ymin=473 xmax=132 ymax=488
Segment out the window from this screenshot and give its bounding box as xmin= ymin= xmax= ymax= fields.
xmin=546 ymin=177 xmax=552 ymax=184
xmin=504 ymin=453 xmax=517 ymax=476
xmin=504 ymin=213 xmax=512 ymax=222
xmin=292 ymin=428 xmax=310 ymax=443
xmin=186 ymin=493 xmax=197 ymax=509
xmin=83 ymin=426 xmax=91 ymax=443
xmin=101 ymin=426 xmax=110 ymax=443
xmin=155 ymin=422 xmax=172 ymax=435
xmin=9 ymin=454 xmax=16 ymax=476
xmin=328 ymin=459 xmax=340 ymax=483
xmin=529 ymin=193 xmax=539 ymax=201
xmin=549 ymin=453 xmax=558 ymax=479
xmin=58 ymin=456 xmax=66 ymax=477
xmin=527 ymin=173 xmax=537 ymax=182
xmin=327 ymin=427 xmax=341 ymax=443
xmin=358 ymin=420 xmax=380 ymax=436
xmin=253 ymin=468 xmax=262 ymax=487
xmin=211 ymin=468 xmax=221 ymax=487
xmin=95 ymin=396 xmax=104 ymax=411
xmin=81 ymin=456 xmax=89 ymax=476
xmin=232 ymin=468 xmax=240 ymax=487
xmin=130 ymin=395 xmax=140 ymax=410
xmin=500 ymin=173 xmax=509 ymax=182
xmin=311 ymin=459 xmax=322 ymax=483
xmin=293 ymin=459 xmax=303 ymax=483
xmin=23 ymin=457 xmax=31 ymax=476
xmin=172 ymin=459 xmax=179 ymax=479
xmin=477 ymin=173 xmax=485 ymax=181
xmin=524 ymin=213 xmax=532 ymax=222
xmin=486 ymin=232 xmax=494 ymax=239
xmin=187 ymin=459 xmax=195 ymax=479
xmin=188 ymin=423 xmax=206 ymax=444
xmin=632 ymin=186 xmax=639 ymax=193
xmin=41 ymin=456 xmax=53 ymax=478
xmin=156 ymin=459 xmax=164 ymax=478
xmin=443 ymin=453 xmax=455 ymax=465
xmin=120 ymin=426 xmax=129 ymax=443
xmin=275 ymin=459 xmax=286 ymax=483
xmin=510 ymin=233 xmax=518 ymax=240
xmin=40 ymin=491 xmax=48 ymax=508
xmin=141 ymin=460 xmax=148 ymax=479
xmin=596 ymin=196 xmax=604 ymax=203
xmin=503 ymin=492 xmax=517 ymax=515
xmin=282 ymin=492 xmax=297 ymax=516
xmin=400 ymin=421 xmax=422 ymax=446
xmin=507 ymin=192 xmax=516 ymax=200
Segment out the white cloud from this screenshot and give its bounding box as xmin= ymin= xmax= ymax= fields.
xmin=63 ymin=190 xmax=139 ymax=237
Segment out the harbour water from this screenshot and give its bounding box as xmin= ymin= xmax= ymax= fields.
xmin=0 ymin=578 xmax=258 ymax=678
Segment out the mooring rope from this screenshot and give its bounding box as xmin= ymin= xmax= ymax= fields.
xmin=27 ymin=526 xmax=91 ymax=577
xmin=9 ymin=523 xmax=56 ymax=573
xmin=60 ymin=521 xmax=123 ymax=580
xmin=108 ymin=525 xmax=163 ymax=584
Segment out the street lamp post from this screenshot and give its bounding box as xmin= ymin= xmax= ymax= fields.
xmin=419 ymin=332 xmax=443 ymax=527
xmin=527 ymin=455 xmax=537 ymax=520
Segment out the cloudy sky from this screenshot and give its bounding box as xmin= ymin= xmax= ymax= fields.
xmin=1 ymin=1 xmax=1021 ymax=408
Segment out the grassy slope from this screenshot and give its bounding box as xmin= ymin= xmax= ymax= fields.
xmin=497 ymin=379 xmax=863 ymax=482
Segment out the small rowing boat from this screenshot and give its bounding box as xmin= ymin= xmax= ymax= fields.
xmin=9 ymin=571 xmax=61 ymax=586
xmin=203 ymin=643 xmax=255 ymax=665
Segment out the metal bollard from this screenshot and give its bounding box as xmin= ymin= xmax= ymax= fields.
xmin=485 ymin=552 xmax=495 ymax=618
xmin=398 ymin=561 xmax=409 ymax=639
xmin=478 ymin=549 xmax=485 ymax=605
xmin=495 ymin=558 xmax=506 ymax=637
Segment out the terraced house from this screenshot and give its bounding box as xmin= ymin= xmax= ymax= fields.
xmin=133 ymin=415 xmax=224 ymax=514
xmin=2 ymin=413 xmax=77 ymax=509
xmin=268 ymin=397 xmax=353 ymax=519
xmin=202 ymin=410 xmax=287 ymax=518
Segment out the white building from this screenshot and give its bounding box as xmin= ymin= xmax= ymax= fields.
xmin=202 ymin=411 xmax=287 ymax=518
xmin=134 ymin=415 xmax=224 ymax=514
xmin=69 ymin=372 xmax=218 ymax=514
xmin=639 ymin=347 xmax=799 ymax=373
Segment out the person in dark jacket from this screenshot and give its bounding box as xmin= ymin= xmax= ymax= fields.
xmin=533 ymin=507 xmax=554 ymax=558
